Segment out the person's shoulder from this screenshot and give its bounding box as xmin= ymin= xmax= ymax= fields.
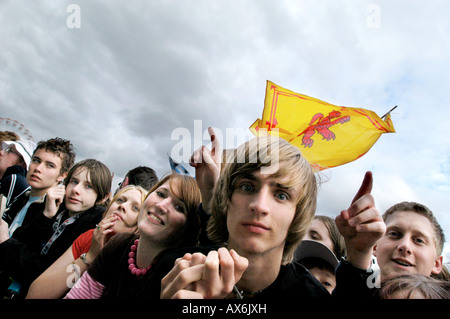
xmin=105 ymin=232 xmax=137 ymax=250
xmin=77 ymin=205 xmax=105 ymax=223
xmin=75 ymin=228 xmax=95 ymax=244
xmin=271 ymin=261 xmax=330 ymax=299
xmin=91 ymin=204 xmax=106 ymax=216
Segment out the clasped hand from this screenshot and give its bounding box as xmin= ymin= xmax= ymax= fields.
xmin=161 ymin=247 xmax=248 ymax=299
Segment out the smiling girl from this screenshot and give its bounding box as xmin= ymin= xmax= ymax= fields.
xmin=65 ymin=173 xmax=201 ymax=299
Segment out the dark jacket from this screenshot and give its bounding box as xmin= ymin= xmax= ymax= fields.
xmin=84 ymin=205 xmax=375 ymax=302
xmin=0 ymin=165 xmax=30 ymax=222
xmin=0 ymin=201 xmax=104 ymax=296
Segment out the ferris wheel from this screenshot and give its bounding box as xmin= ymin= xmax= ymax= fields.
xmin=0 ymin=117 xmax=34 ymax=141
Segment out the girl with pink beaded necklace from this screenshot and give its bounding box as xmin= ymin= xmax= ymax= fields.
xmin=64 ymin=173 xmax=201 ymax=299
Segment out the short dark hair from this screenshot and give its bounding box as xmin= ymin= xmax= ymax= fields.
xmin=34 ymin=137 xmax=76 ymax=174
xmin=125 ymin=166 xmax=158 ymax=190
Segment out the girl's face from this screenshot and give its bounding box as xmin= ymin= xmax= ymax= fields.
xmin=137 ymin=180 xmax=187 ymax=245
xmin=105 ymin=189 xmax=142 ymax=234
xmin=304 ymin=219 xmax=334 ymax=253
xmin=64 ymin=168 xmax=98 ymax=214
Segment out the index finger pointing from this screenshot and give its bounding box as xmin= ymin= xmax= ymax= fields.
xmin=208 ymin=127 xmax=221 ymax=163
xmin=350 ymin=171 xmax=373 ymax=206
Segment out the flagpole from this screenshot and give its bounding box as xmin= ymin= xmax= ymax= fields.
xmin=381 ymin=105 xmax=398 ymax=120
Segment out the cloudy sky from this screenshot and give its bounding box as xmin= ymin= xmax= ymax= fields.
xmin=1 ymin=0 xmax=449 ymax=261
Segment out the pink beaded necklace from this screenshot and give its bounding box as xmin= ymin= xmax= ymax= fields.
xmin=128 ymin=239 xmax=152 ymax=276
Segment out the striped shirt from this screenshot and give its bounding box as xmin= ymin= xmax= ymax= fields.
xmin=65 ymin=271 xmax=105 ymax=299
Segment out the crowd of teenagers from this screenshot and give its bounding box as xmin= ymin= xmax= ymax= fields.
xmin=0 ymin=127 xmax=448 ymax=303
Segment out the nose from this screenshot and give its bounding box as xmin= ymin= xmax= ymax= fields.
xmin=156 ymin=197 xmax=171 ymax=214
xmin=117 ymin=201 xmax=126 ymax=212
xmin=34 ymin=162 xmax=44 ymax=173
xmin=248 ymin=187 xmax=270 ymax=216
xmin=397 ymin=237 xmax=412 ymax=255
xmin=119 ymin=201 xmax=134 ymax=215
xmin=71 ymin=183 xmax=82 ymax=195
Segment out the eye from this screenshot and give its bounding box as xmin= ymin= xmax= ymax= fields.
xmin=387 ymin=230 xmax=400 ymax=238
xmin=414 ymin=237 xmax=426 ymax=245
xmin=132 ymin=205 xmax=140 ymax=212
xmin=156 ymin=190 xmax=166 ymax=198
xmin=309 ymin=231 xmax=321 ymax=241
xmin=116 ymin=198 xmax=125 ymax=204
xmin=239 ymin=182 xmax=255 ymax=192
xmin=322 ymin=281 xmax=333 ymax=287
xmin=275 ymin=192 xmax=289 ymax=201
xmin=174 ymin=202 xmax=186 ymax=214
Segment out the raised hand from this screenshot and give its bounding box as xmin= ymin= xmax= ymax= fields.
xmin=43 ymin=184 xmax=66 ymax=219
xmin=85 ymin=214 xmax=118 ymax=263
xmin=335 ymin=171 xmax=386 ymax=269
xmin=190 ymin=127 xmax=222 ymax=212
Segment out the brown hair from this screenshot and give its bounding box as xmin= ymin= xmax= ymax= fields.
xmin=145 ymin=173 xmax=201 ymax=247
xmin=65 ymin=159 xmax=112 ymax=203
xmin=0 ymin=131 xmax=19 ymax=143
xmin=34 ymin=137 xmax=76 ymax=174
xmin=381 ymin=274 xmax=450 ymax=299
xmin=314 ymin=215 xmax=346 ymax=260
xmin=207 ymin=135 xmax=318 ymax=264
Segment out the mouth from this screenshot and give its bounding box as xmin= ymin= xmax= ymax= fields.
xmin=68 ymin=197 xmax=81 ymax=204
xmin=147 ymin=212 xmax=165 ymax=225
xmin=392 ymin=258 xmax=414 ymax=268
xmin=113 ymin=212 xmax=123 ymax=221
xmin=242 ymin=221 xmax=270 ymax=234
xmin=29 ymin=174 xmax=41 ymax=181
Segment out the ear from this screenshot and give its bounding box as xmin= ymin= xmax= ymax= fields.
xmin=431 ymin=255 xmax=443 ymax=275
xmin=372 ymin=244 xmax=378 ymax=257
xmin=121 ymin=176 xmax=130 ymax=188
xmin=57 ymin=172 xmax=68 ymax=183
xmin=97 ymin=192 xmax=111 ymax=205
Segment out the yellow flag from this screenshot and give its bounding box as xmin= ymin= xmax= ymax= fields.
xmin=250 ymin=81 xmax=396 ymax=171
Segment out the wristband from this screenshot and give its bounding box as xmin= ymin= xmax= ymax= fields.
xmin=80 ymin=253 xmax=91 ymax=267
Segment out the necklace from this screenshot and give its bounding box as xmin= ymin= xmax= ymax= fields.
xmin=127 ymin=239 xmax=151 ymax=276
xmin=233 ymin=285 xmax=266 ymax=299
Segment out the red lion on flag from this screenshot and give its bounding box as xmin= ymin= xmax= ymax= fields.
xmin=291 ymin=110 xmax=350 ymax=148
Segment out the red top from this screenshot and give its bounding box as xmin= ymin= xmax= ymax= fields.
xmin=72 ymin=229 xmax=94 ymax=259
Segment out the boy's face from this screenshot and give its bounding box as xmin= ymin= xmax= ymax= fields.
xmin=27 ymin=148 xmax=65 ymax=193
xmin=226 ymin=170 xmax=299 ymax=259
xmin=0 ymin=146 xmax=23 ymax=178
xmin=374 ymin=211 xmax=443 ymax=279
xmin=65 ymin=168 xmax=98 ymax=213
xmin=308 ymin=267 xmax=336 ymax=294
